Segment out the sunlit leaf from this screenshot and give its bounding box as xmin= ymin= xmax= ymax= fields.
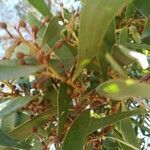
xmin=73 ymin=0 xmax=131 ymax=81
xmin=96 ymin=79 xmax=150 ymax=100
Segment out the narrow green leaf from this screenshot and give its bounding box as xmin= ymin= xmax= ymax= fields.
xmin=88 ymin=108 xmax=148 ymax=133
xmin=62 ymin=110 xmax=90 ymax=150
xmin=73 ymin=0 xmax=131 ymax=81
xmin=0 ymin=129 xmax=30 ymax=149
xmin=106 ymin=137 xmax=139 ymax=150
xmin=42 ymin=17 xmax=61 ymax=46
xmin=119 ymin=26 xmax=128 ymax=44
xmin=133 ymin=0 xmax=150 ymax=17
xmin=55 ymin=44 xmax=75 ymax=70
xmin=57 ymin=83 xmax=71 ymax=136
xmin=0 ymin=96 xmax=34 ymax=118
xmin=28 ymin=0 xmax=51 ymax=16
xmin=120 ymin=118 xmax=139 ymax=149
xmin=98 ymin=21 xmax=116 ymax=80
xmin=96 ymin=79 xmax=150 ymax=100
xmin=125 ymin=43 xmax=150 ymax=50
xmin=0 ymin=59 xmax=43 ymax=80
xmin=27 ymin=13 xmax=46 ymax=37
xmin=125 ymin=3 xmax=135 ymax=20
xmin=9 ymin=108 xmax=56 ymax=140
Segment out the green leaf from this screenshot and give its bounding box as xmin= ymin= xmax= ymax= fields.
xmin=132 ymin=119 xmax=150 ymax=134
xmin=42 ymin=17 xmax=61 ymax=46
xmin=28 ymin=0 xmax=51 ymax=16
xmin=55 ymin=44 xmax=75 ymax=70
xmin=57 ymin=83 xmax=71 ymax=137
xmin=0 ymin=113 xmax=16 ymax=132
xmin=141 ymin=17 xmax=150 ymax=45
xmin=129 ymin=26 xmax=141 ymax=44
xmin=112 ymin=45 xmax=149 ymax=69
xmin=119 ymin=26 xmax=128 ymax=44
xmin=96 ymin=79 xmax=150 ymax=100
xmin=0 ymin=59 xmax=43 ymax=80
xmin=98 ymin=21 xmax=116 ymax=80
xmin=125 ymin=3 xmax=135 ymax=20
xmin=106 ymin=53 xmax=126 ymax=78
xmin=133 ymin=0 xmax=150 ymax=17
xmin=0 ymin=96 xmax=34 ymax=118
xmin=88 ymin=108 xmax=148 ymax=133
xmin=27 ymin=13 xmax=46 ymax=37
xmin=73 ymin=0 xmax=131 ymax=81
xmin=62 ymin=110 xmax=90 ymax=150
xmin=9 ymin=108 xmax=56 ymax=140
xmin=0 ymin=129 xmax=30 ymax=149
xmin=125 ymin=43 xmax=150 ymax=50
xmin=106 ymin=137 xmax=139 ymax=150
xmin=120 ymin=118 xmax=139 ymax=149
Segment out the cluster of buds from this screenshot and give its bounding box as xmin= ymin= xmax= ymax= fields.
xmin=22 ymin=99 xmax=48 ymax=114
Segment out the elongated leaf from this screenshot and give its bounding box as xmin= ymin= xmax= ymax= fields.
xmin=62 ymin=110 xmax=90 ymax=150
xmin=0 ymin=129 xmax=30 ymax=149
xmin=0 ymin=59 xmax=43 ymax=80
xmin=106 ymin=137 xmax=139 ymax=150
xmin=57 ymin=83 xmax=71 ymax=136
xmin=96 ymin=79 xmax=150 ymax=100
xmin=120 ymin=118 xmax=139 ymax=149
xmin=9 ymin=108 xmax=56 ymax=140
xmin=133 ymin=0 xmax=150 ymax=17
xmin=28 ymin=0 xmax=51 ymax=16
xmin=63 ymin=108 xmax=147 ymax=149
xmin=125 ymin=43 xmax=150 ymax=50
xmin=42 ymin=17 xmax=61 ymax=45
xmin=0 ymin=65 xmax=42 ymax=80
xmin=119 ymin=26 xmax=128 ymax=44
xmin=73 ymin=0 xmax=131 ymax=81
xmin=98 ymin=21 xmax=116 ymax=80
xmin=88 ymin=108 xmax=148 ymax=133
xmin=0 ymin=96 xmax=34 ymax=118
xmin=125 ymin=3 xmax=135 ymax=20
xmin=27 ymin=13 xmax=46 ymax=37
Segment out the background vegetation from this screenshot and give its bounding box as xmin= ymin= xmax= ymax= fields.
xmin=0 ymin=0 xmax=150 ymax=149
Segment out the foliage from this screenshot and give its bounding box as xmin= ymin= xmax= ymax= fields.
xmin=0 ymin=0 xmax=150 ymax=149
